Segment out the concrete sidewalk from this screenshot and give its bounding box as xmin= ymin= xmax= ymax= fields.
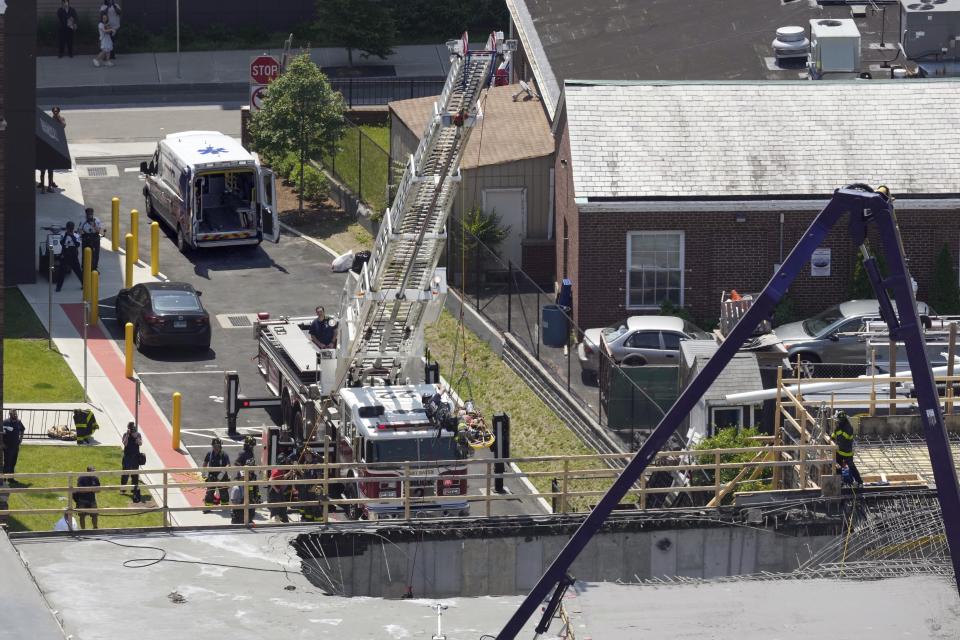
xmin=38 ymin=44 xmax=451 ymax=97
xmin=18 ymin=166 xmax=217 ymax=526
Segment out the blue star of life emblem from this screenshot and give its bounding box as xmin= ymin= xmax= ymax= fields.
xmin=198 ymin=145 xmax=227 ymax=155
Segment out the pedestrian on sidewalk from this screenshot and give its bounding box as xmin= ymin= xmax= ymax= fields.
xmin=73 ymin=466 xmax=100 ymax=530
xmin=79 ymin=207 xmax=104 ymax=271
xmin=99 ymin=0 xmax=121 ymax=59
xmin=93 ymin=12 xmax=115 ymax=68
xmin=203 ymin=437 xmax=231 ymax=510
xmin=55 ymin=222 xmax=83 ymax=292
xmin=38 ymin=108 xmax=67 ymax=193
xmin=57 ymin=0 xmax=78 ymax=58
xmin=2 ymin=410 xmax=26 ymax=481
xmin=120 ymin=422 xmax=143 ymax=502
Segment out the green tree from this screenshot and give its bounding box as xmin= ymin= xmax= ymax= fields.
xmin=692 ymin=426 xmax=771 ymax=503
xmin=930 ymin=244 xmax=960 ymax=314
xmin=316 ymin=0 xmax=396 ymax=67
xmin=849 ymin=250 xmax=888 ymax=300
xmin=250 ymin=54 xmax=346 ymax=214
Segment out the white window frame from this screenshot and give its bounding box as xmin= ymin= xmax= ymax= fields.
xmin=626 ymin=231 xmax=685 ymax=309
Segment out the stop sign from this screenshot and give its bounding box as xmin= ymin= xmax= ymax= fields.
xmin=250 ymin=55 xmax=281 ymax=85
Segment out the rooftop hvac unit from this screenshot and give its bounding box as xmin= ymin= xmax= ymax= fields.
xmin=810 ymin=18 xmax=861 ymax=73
xmin=900 ymin=0 xmax=960 ymax=61
xmin=772 ymin=25 xmax=810 ymax=62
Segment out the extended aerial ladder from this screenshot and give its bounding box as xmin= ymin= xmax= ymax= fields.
xmin=496 ymin=185 xmax=960 ymax=638
xmin=336 ymin=33 xmax=512 ymax=387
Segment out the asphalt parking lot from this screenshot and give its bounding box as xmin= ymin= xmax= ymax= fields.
xmin=77 ymin=155 xmax=538 ymax=516
xmin=78 ymin=155 xmax=344 ymax=464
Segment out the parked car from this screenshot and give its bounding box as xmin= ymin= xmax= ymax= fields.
xmin=773 ymin=299 xmax=934 ymax=369
xmin=115 ymin=282 xmax=211 ymax=352
xmin=577 ymin=315 xmax=712 ymax=377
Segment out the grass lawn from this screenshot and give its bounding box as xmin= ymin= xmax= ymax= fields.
xmin=321 ymin=124 xmax=391 ymax=215
xmin=4 ymin=287 xmax=85 ymax=403
xmin=425 ymin=309 xmax=615 ymax=511
xmin=3 ymin=445 xmax=164 ymax=532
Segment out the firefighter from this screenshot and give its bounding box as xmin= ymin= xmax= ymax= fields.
xmin=236 ymin=435 xmax=256 ymax=466
xmin=78 ymin=207 xmax=104 ymax=271
xmin=833 ymin=410 xmax=863 ymax=488
xmin=203 ymin=437 xmax=231 ymax=509
xmin=74 ymin=408 xmax=99 ymax=445
xmin=120 ymin=422 xmax=143 ymax=503
xmin=299 ymin=448 xmax=323 ymax=522
xmin=55 ymin=221 xmax=83 ymax=292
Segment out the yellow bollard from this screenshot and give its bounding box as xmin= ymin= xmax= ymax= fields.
xmin=90 ymin=271 xmax=100 ymax=325
xmin=130 ymin=209 xmax=140 ymax=264
xmin=172 ymin=392 xmax=182 ymax=450
xmin=125 ymin=233 xmax=135 ymax=289
xmin=111 ymin=197 xmax=120 ymax=251
xmin=125 ymin=322 xmax=134 ymax=378
xmin=82 ymin=247 xmax=92 ymax=302
xmin=150 ymin=221 xmax=160 ymax=276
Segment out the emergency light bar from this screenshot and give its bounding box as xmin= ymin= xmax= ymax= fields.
xmin=375 ymin=421 xmax=434 ymax=430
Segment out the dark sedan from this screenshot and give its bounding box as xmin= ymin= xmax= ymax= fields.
xmin=115 ymin=282 xmax=211 ymax=352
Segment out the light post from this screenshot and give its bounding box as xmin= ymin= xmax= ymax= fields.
xmin=176 ymin=0 xmax=181 ymax=79
xmin=47 ymin=239 xmax=54 ymax=350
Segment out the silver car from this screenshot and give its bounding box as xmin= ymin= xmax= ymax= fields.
xmin=577 ymin=315 xmax=712 ymax=377
xmin=774 ymin=299 xmax=933 ymax=368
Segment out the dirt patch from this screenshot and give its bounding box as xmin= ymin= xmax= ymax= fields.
xmin=277 ymin=181 xmax=373 ymax=256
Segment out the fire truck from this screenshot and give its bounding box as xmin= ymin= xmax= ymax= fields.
xmin=227 ymin=32 xmax=514 ymax=518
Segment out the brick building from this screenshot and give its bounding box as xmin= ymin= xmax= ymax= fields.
xmin=555 ymin=80 xmax=960 ymax=329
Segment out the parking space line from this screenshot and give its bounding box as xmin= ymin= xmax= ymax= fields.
xmin=137 ymin=371 xmax=226 ymax=375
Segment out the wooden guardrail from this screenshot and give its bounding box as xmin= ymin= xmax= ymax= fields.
xmin=0 ymin=444 xmax=836 ymax=531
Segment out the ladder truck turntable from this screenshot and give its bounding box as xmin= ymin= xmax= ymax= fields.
xmin=228 ymin=32 xmax=514 ymax=519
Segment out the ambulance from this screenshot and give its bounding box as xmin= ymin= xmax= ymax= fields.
xmin=140 ymin=131 xmax=279 ymax=251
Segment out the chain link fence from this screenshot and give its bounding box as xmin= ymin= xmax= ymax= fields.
xmin=321 ymin=123 xmax=390 ymax=214
xmin=445 ymin=217 xmax=676 ymax=451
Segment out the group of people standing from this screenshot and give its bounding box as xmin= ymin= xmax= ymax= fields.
xmin=55 ymin=0 xmax=121 ymax=67
xmin=53 ymin=207 xmax=104 ymax=292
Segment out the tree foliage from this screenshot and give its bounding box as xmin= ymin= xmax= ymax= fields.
xmin=316 ymin=0 xmax=396 ymax=66
xmin=692 ymin=427 xmax=771 ymax=502
xmin=250 ymin=53 xmax=345 ymax=212
xmin=930 ymin=244 xmax=960 ymax=314
xmin=849 ymin=250 xmax=888 ymax=300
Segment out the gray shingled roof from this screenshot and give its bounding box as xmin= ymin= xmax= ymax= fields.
xmin=565 ymin=80 xmax=960 ymax=199
xmin=680 ymin=340 xmax=762 ymax=403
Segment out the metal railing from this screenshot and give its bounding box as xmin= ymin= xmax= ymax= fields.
xmin=330 ymin=77 xmax=446 ymax=108
xmin=3 ymin=407 xmax=77 ymax=440
xmin=0 ymin=443 xmax=837 ymax=531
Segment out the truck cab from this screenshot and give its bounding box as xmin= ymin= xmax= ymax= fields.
xmin=336 ymin=384 xmax=469 ymax=519
xmin=141 ymin=131 xmax=279 ymax=252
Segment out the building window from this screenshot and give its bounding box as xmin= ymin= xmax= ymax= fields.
xmin=627 ymin=231 xmax=684 ymax=308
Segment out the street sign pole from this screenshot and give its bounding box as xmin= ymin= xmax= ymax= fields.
xmin=47 ymin=240 xmax=53 ymax=350
xmin=176 ymin=0 xmax=181 ymax=79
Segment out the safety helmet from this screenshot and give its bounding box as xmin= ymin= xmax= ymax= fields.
xmin=835 ymin=410 xmax=847 ymax=420
xmin=243 ymin=435 xmax=255 ymax=449
xmin=211 ymin=437 xmax=223 ymax=447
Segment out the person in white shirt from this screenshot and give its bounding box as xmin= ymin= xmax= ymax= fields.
xmin=93 ymin=12 xmax=115 ymax=68
xmin=79 ymin=207 xmax=104 ymax=271
xmin=54 ymin=510 xmax=79 ymax=532
xmin=99 ymin=0 xmax=121 ymax=59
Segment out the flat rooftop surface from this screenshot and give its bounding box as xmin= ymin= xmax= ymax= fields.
xmin=10 ymin=526 xmax=960 ymax=638
xmin=567 ymin=576 xmax=960 ymax=639
xmin=11 ymin=528 xmax=538 ymax=640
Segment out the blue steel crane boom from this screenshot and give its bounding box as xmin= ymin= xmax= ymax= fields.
xmin=496 ymin=184 xmax=960 ymax=639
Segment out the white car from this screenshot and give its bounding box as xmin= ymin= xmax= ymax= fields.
xmin=576 ymin=315 xmax=712 ymax=377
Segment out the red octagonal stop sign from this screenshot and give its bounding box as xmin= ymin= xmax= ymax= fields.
xmin=250 ymin=55 xmax=281 ymax=85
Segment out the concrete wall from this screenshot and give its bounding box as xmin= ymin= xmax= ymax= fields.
xmin=859 ymin=414 xmax=960 ymax=437
xmin=300 ymin=525 xmax=834 ymax=598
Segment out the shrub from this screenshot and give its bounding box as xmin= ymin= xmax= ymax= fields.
xmin=659 ymin=299 xmax=694 ymax=323
xmin=930 ymin=244 xmax=960 ymax=314
xmin=850 ymin=250 xmax=888 ymax=299
xmin=299 ymin=164 xmax=329 ymax=202
xmin=772 ymin=297 xmax=798 ymax=327
xmin=273 ymin=153 xmax=298 ymax=182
